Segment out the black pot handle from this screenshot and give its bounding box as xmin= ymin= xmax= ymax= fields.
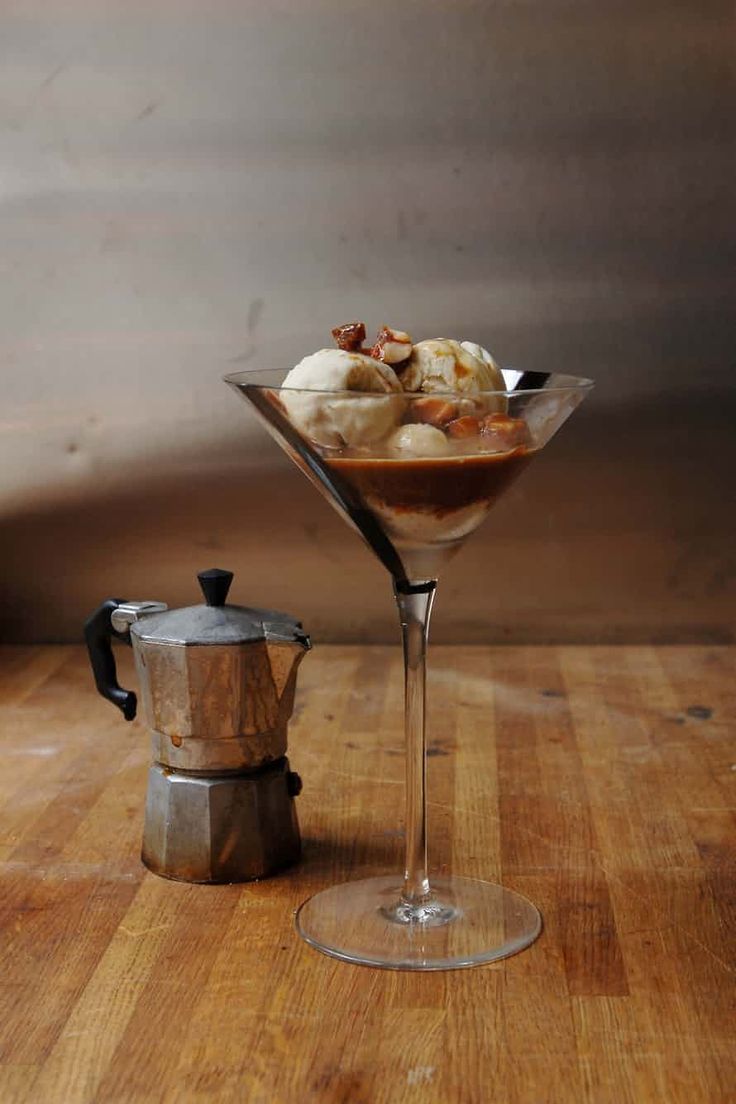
xmin=84 ymin=598 xmax=138 ymax=721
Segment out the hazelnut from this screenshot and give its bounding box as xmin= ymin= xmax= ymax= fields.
xmin=406 ymin=397 xmax=458 ymax=427
xmin=447 ymin=416 xmax=482 ymax=439
xmin=480 ymin=413 xmax=530 ymax=449
xmin=331 ymin=321 xmax=366 ymax=352
xmin=371 ymin=325 xmax=413 ymax=365
xmin=387 ymin=424 xmax=450 ymax=458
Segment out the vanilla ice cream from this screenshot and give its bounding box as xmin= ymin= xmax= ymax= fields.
xmin=399 ymin=339 xmax=506 ymax=413
xmin=281 ymin=348 xmax=403 ymax=449
xmin=374 ymin=500 xmax=493 ymax=549
xmin=460 ymin=341 xmax=500 ymax=372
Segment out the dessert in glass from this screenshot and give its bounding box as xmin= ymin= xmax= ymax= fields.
xmin=226 ymin=321 xmax=592 ymax=970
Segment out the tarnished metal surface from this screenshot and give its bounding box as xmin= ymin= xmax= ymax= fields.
xmin=141 ymin=758 xmax=301 ymax=883
xmin=127 ymin=609 xmax=308 ymax=881
xmin=129 ymin=601 xmax=307 ymax=646
xmin=132 ymin=637 xmax=306 ymax=770
xmin=110 ymin=601 xmax=168 ymax=634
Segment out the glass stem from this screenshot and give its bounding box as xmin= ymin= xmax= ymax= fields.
xmin=394 ymin=578 xmax=437 ymax=904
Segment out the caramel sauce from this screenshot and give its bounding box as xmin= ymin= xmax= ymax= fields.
xmin=328 ymin=447 xmax=536 ymax=517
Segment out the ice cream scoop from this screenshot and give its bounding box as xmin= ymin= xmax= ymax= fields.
xmin=281 ymin=348 xmax=403 ymax=449
xmin=399 ymin=339 xmax=506 ymax=413
xmin=460 ymin=341 xmax=500 ymax=372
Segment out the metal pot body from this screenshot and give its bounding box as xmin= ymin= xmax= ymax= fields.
xmin=141 ymin=758 xmax=302 ymax=883
xmin=132 ymin=637 xmax=304 ymax=772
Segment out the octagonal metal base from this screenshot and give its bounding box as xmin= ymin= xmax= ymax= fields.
xmin=141 ymin=757 xmax=301 ymax=883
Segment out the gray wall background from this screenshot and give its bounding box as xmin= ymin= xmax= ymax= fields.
xmin=1 ymin=0 xmax=734 ymax=643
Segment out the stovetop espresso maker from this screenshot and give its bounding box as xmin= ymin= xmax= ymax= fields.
xmin=85 ymin=569 xmax=310 ymax=883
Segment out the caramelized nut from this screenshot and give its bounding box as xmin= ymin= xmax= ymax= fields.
xmin=371 ymin=325 xmax=413 ymax=365
xmin=406 ymin=397 xmax=458 ymax=428
xmin=331 ymin=321 xmax=366 ymax=351
xmin=447 ymin=415 xmax=482 ymax=438
xmin=480 ymin=413 xmax=530 ymax=448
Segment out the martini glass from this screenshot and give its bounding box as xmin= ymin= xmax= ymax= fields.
xmin=226 ymin=366 xmax=592 ymax=969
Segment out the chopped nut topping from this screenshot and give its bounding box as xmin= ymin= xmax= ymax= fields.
xmin=406 ymin=397 xmax=458 ymax=428
xmin=331 ymin=321 xmax=366 ymax=352
xmin=371 ymin=325 xmax=413 ymax=365
xmin=480 ymin=413 xmax=530 ymax=448
xmin=447 ymin=415 xmax=482 ymax=438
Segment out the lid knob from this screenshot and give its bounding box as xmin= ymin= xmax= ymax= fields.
xmin=198 ymin=568 xmax=234 ymax=607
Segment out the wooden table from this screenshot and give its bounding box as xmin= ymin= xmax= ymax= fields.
xmin=0 ymin=645 xmax=733 ymax=1103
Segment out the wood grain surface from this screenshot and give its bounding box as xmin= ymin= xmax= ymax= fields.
xmin=0 ymin=644 xmax=733 ymax=1103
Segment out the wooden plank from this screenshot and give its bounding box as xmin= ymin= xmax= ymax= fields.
xmin=497 ymin=647 xmax=628 ymax=998
xmin=0 ymin=645 xmax=733 ymax=1103
xmin=0 ymin=1067 xmax=40 ymax=1104
xmin=27 ymin=876 xmax=191 ymax=1104
xmin=0 ymin=647 xmax=70 ymax=707
xmin=560 ymin=645 xmax=735 ymax=1102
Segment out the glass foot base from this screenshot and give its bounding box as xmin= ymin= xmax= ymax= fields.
xmin=295 ymin=874 xmax=542 ymax=971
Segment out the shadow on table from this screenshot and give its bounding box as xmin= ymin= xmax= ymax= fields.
xmin=299 ymin=832 xmax=403 ymax=879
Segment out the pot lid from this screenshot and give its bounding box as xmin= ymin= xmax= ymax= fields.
xmin=129 ymin=569 xmax=310 ymax=648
